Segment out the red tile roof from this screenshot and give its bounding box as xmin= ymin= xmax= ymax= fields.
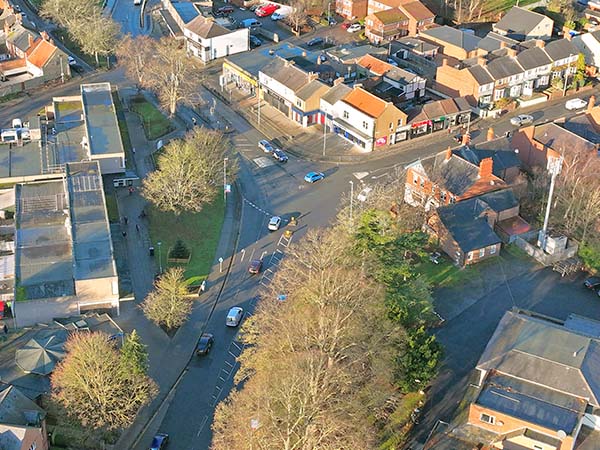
xmin=27 ymin=38 xmax=57 ymax=68
xmin=342 ymin=87 xmax=389 ymax=118
xmin=399 ymin=0 xmax=435 ymax=21
xmin=357 ymin=54 xmax=395 ymax=76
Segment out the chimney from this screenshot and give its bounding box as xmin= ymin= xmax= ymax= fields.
xmin=500 ymin=41 xmax=507 ymax=49
xmin=535 ymin=39 xmax=545 ymax=48
xmin=487 ymin=127 xmax=495 ymax=141
xmin=477 ymin=56 xmax=487 ymax=67
xmin=462 ymin=132 xmax=471 ymax=146
xmin=333 ymin=77 xmax=345 ymax=86
xmin=588 ymin=95 xmax=595 ymax=112
xmin=28 ymin=34 xmax=34 ymax=49
xmin=41 ymin=31 xmax=50 ymax=41
xmin=4 ymin=21 xmax=10 ymax=36
xmin=442 ymin=58 xmax=448 ymax=67
xmin=445 ymin=146 xmax=452 ymax=161
xmin=478 ymin=157 xmax=493 ymax=178
xmin=507 ymin=48 xmax=517 ymax=58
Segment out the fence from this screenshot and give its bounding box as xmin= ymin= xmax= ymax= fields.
xmin=514 ymin=236 xmax=579 ymax=266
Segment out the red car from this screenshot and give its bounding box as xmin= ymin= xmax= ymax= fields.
xmin=255 ymin=3 xmax=278 ymax=17
xmin=342 ymin=22 xmax=353 ymax=29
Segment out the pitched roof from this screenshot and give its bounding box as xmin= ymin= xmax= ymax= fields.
xmin=477 ymin=31 xmax=518 ymax=52
xmin=516 ymin=45 xmax=553 ymax=70
xmin=563 ymin=114 xmax=600 ymax=144
xmin=357 ymin=53 xmax=396 ymax=75
xmin=260 ymin=57 xmax=311 ymax=92
xmin=320 ymin=82 xmax=352 ymax=105
xmin=477 ymin=309 xmax=600 ymax=407
xmin=398 ymin=0 xmax=434 ymax=21
xmin=185 ymin=16 xmax=230 ymax=39
xmin=533 ymin=122 xmax=597 ymax=154
xmin=0 ymin=386 xmax=45 ymax=426
xmin=422 ymin=152 xmax=480 ymax=195
xmin=544 ymin=37 xmax=579 ymax=61
xmin=436 ymin=197 xmax=502 ymax=253
xmin=295 ymin=78 xmax=328 ymax=101
xmin=342 ymin=86 xmax=389 ymax=118
xmin=421 ymin=26 xmax=481 ymax=52
xmin=485 ymin=55 xmax=524 ymax=79
xmin=454 ymin=138 xmax=521 ymax=178
xmin=371 ymin=8 xmax=408 ymax=25
xmin=494 ymin=6 xmax=551 ymax=38
xmin=26 ymin=38 xmax=57 ymax=68
xmin=467 ymin=65 xmax=493 ymax=85
xmin=6 ymin=24 xmax=35 ymax=52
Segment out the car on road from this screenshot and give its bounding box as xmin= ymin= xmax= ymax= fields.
xmin=304 ymin=171 xmax=324 ymax=183
xmin=307 ymin=37 xmax=324 ymax=47
xmin=357 ymin=186 xmax=372 ymax=202
xmin=429 ymin=251 xmax=442 ymax=264
xmin=510 ymin=114 xmax=534 ymax=127
xmin=347 ymin=23 xmax=362 ymax=32
xmin=258 ymin=139 xmax=274 ymax=153
xmin=268 ymin=216 xmax=282 ymax=231
xmin=272 ymin=148 xmax=288 ymax=162
xmin=256 ymin=3 xmax=278 ymax=16
xmin=226 ymin=307 xmax=244 ymax=327
xmin=67 ymin=56 xmax=76 ymax=66
xmin=196 ymin=333 xmax=214 ymax=356
xmin=565 ymin=98 xmax=588 ymax=110
xmin=584 ymin=276 xmax=600 ymax=290
xmin=150 ymin=433 xmax=169 ymax=450
xmin=216 ymin=5 xmax=234 ymax=15
xmin=249 ymin=35 xmax=262 ymax=47
xmin=249 ymin=259 xmax=263 ymax=274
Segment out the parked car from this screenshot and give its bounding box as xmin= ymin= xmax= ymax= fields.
xmin=347 ymin=23 xmax=361 ymax=33
xmin=250 ymin=3 xmax=262 ymax=11
xmin=307 ymin=37 xmax=324 ymax=47
xmin=510 ymin=114 xmax=534 ymax=127
xmin=584 ymin=276 xmax=600 ymax=290
xmin=250 ymin=35 xmax=262 ymax=47
xmin=258 ymin=139 xmax=274 ymax=153
xmin=249 ymin=259 xmax=263 ymax=274
xmin=327 ymin=17 xmax=337 ymax=25
xmin=150 ymin=433 xmax=169 ymax=450
xmin=216 ymin=5 xmax=234 ymax=15
xmin=429 ymin=251 xmax=442 ymax=264
xmin=357 ymin=186 xmax=372 ymax=202
xmin=341 ymin=22 xmax=352 ymax=29
xmin=304 ymin=171 xmax=324 ymax=183
xmin=565 ymin=98 xmax=588 ymax=110
xmin=271 ymin=10 xmax=289 ymax=20
xmin=226 ymin=307 xmax=244 ymax=327
xmin=256 ymin=3 xmax=278 ymax=17
xmin=272 ymin=148 xmax=288 ymax=162
xmin=241 ymin=18 xmax=262 ymax=28
xmin=268 ymin=216 xmax=282 ymax=231
xmin=67 ymin=56 xmax=77 ymax=66
xmin=196 ymin=333 xmax=214 ymax=356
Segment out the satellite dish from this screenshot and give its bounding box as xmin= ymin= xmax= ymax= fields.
xmin=557 ymin=430 xmax=567 ymax=440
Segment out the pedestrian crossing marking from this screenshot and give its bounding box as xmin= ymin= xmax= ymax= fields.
xmin=253 ymin=157 xmax=275 ymax=168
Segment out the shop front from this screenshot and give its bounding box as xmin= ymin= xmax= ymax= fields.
xmin=332 ymin=118 xmax=373 ymax=151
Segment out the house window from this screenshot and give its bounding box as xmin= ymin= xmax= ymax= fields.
xmin=413 ymin=174 xmax=418 ymax=184
xmin=397 ymin=118 xmax=403 ymax=126
xmin=440 ymin=191 xmax=447 ymax=202
xmin=343 ymin=110 xmax=349 ymax=119
xmin=296 ymin=100 xmax=302 ymax=108
xmin=467 ymin=252 xmax=473 ymax=261
xmin=494 ymin=89 xmax=504 ymax=101
xmin=490 ymin=245 xmax=497 ymax=254
xmin=480 ymin=413 xmax=495 ymax=424
xmin=479 ymin=248 xmax=485 ymax=258
xmin=389 ymin=122 xmax=393 ymax=130
xmin=363 ymin=121 xmax=369 ymax=130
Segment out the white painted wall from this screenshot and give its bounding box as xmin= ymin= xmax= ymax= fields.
xmin=332 ymin=100 xmax=375 ymax=134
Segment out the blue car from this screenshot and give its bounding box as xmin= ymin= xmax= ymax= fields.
xmin=304 ymin=172 xmax=324 ymax=183
xmin=150 ymin=433 xmax=169 ymax=450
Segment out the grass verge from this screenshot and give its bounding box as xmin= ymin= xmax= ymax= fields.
xmin=147 ymin=195 xmax=225 ymax=284
xmin=111 ymin=92 xmax=135 ymax=170
xmin=104 ymin=194 xmax=119 ymax=223
xmin=130 ymin=96 xmax=174 ymax=140
xmin=415 ymin=259 xmax=477 ymax=288
xmin=0 ymin=91 xmax=25 ymax=104
xmin=379 ymin=391 xmax=425 ymax=450
xmin=52 ymin=29 xmax=109 ymax=69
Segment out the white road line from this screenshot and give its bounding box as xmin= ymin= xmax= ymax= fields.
xmin=248 ymin=248 xmax=256 ymax=261
xmin=196 ymin=415 xmax=209 ymax=436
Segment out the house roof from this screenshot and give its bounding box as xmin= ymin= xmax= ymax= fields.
xmin=325 ymin=43 xmax=387 ymax=63
xmin=485 ymin=55 xmax=524 ymax=79
xmin=436 ymin=197 xmax=503 ymax=253
xmin=467 ymin=65 xmax=493 ymax=85
xmin=516 ymin=45 xmax=553 ymax=70
xmin=26 ymin=38 xmax=56 ymax=69
xmin=544 ymin=37 xmax=579 ymax=61
xmin=172 ymin=1 xmax=199 ymax=24
xmin=421 ymin=152 xmax=483 ymax=196
xmin=563 ymin=114 xmax=600 ymax=145
xmin=342 ymin=87 xmax=389 ymax=118
xmin=371 ymin=8 xmax=408 ymax=25
xmin=421 ymin=26 xmax=481 ymax=52
xmin=185 ymin=16 xmax=230 ymax=39
xmin=260 ymin=57 xmax=312 ymax=92
xmin=477 ymin=31 xmax=518 ymax=52
xmin=494 ymin=6 xmax=551 ymax=38
xmin=357 ymin=53 xmax=396 ymax=75
xmin=393 ymin=37 xmax=439 ymax=54
xmin=399 ymin=0 xmax=435 ymax=21
xmin=454 ymin=138 xmax=521 ymax=177
xmin=477 ymin=309 xmax=600 ymax=407
xmin=0 ymin=386 xmax=45 ymax=426
xmin=533 ymin=122 xmax=597 ymax=154
xmin=295 ymin=79 xmax=328 ymax=101
xmin=320 ymin=82 xmax=352 ymax=106
xmin=476 ymin=188 xmax=518 ymax=211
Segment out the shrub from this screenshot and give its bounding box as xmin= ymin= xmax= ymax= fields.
xmin=169 ymin=239 xmax=190 ymax=260
xmin=580 ymin=243 xmax=600 ymax=273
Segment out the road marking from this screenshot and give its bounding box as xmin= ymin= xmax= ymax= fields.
xmin=197 ymin=415 xmax=209 ymax=436
xmin=253 ymin=156 xmax=275 ymax=168
xmin=243 ymin=198 xmax=272 ymax=216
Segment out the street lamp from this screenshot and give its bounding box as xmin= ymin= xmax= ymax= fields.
xmin=323 ymin=118 xmax=327 ymax=157
xmin=349 ymin=181 xmax=354 ymax=224
xmin=538 ymin=154 xmax=563 ymax=252
xmin=223 ymin=157 xmax=229 ymax=202
xmin=157 ymin=241 xmax=162 ymax=274
xmin=257 ymin=82 xmax=261 ymax=127
xmin=563 ymin=54 xmax=573 ymax=97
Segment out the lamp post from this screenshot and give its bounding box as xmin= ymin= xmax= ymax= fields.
xmin=538 ymin=154 xmax=563 ymax=252
xmin=257 ymin=83 xmax=261 ymax=127
xmin=349 ymin=181 xmax=354 ymax=224
xmin=323 ymin=118 xmax=327 ymax=157
xmin=223 ymin=157 xmax=228 ymax=202
xmin=157 ymin=241 xmax=162 ymax=274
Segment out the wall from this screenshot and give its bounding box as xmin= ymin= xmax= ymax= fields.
xmin=497 ymin=205 xmax=519 ymax=222
xmin=427 ymin=213 xmax=463 ymax=265
xmin=435 ymin=64 xmax=479 ymax=99
xmin=465 ymin=243 xmax=500 ymax=265
xmin=74 ymin=276 xmax=119 ymax=304
xmin=375 ymin=104 xmax=406 ymax=147
xmin=515 ymin=236 xmax=579 ymax=266
xmin=0 ymin=189 xmax=15 ymax=210
xmin=14 ymin=296 xmax=79 ymax=327
xmin=93 ymin=155 xmax=125 ymax=175
xmin=336 ymin=0 xmax=368 ymax=19
xmin=211 ymin=29 xmax=249 ymax=59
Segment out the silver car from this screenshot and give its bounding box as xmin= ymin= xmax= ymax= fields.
xmin=510 ymin=114 xmax=534 ymax=127
xmin=268 ymin=216 xmax=282 ymax=231
xmin=226 ymin=307 xmax=244 ymax=327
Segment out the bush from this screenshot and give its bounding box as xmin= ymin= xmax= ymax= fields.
xmin=580 ymin=243 xmax=600 ymax=273
xmin=169 ymin=239 xmax=190 ymax=260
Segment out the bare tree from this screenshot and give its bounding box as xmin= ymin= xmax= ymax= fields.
xmin=41 ymin=0 xmax=97 ymax=29
xmin=141 ymin=268 xmax=194 ymax=330
xmin=116 ymin=35 xmax=155 ymax=89
xmin=142 ymin=128 xmax=234 ymax=215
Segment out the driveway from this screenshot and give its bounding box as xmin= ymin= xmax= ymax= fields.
xmin=410 ymin=256 xmax=600 ymax=445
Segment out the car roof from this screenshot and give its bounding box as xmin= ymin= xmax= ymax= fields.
xmin=229 ymin=306 xmax=243 ymax=313
xmin=270 ymin=216 xmax=281 ymax=221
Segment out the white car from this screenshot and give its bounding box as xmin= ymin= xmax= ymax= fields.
xmin=271 ymin=11 xmax=288 ymax=20
xmin=226 ymin=307 xmax=244 ymax=327
xmin=67 ymin=56 xmax=76 ymax=66
xmin=258 ymin=139 xmax=274 ymax=153
xmin=268 ymin=216 xmax=281 ymax=231
xmin=347 ymin=23 xmax=361 ymax=33
xmin=509 ymin=114 xmax=534 ymax=127
xmin=357 ymin=186 xmax=372 ymax=202
xmin=565 ymin=98 xmax=588 ymax=110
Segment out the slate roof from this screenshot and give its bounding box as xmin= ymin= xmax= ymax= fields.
xmin=516 ymin=45 xmax=552 ymax=70
xmin=477 ymin=309 xmax=600 ymax=407
xmin=563 ymin=114 xmax=600 ymax=145
xmin=477 ymin=31 xmax=518 ymax=52
xmin=494 ymin=6 xmax=551 ymax=39
xmin=393 ymin=37 xmax=439 ymax=54
xmin=454 ymin=138 xmax=521 ymax=177
xmin=295 ymin=79 xmax=328 ymax=101
xmin=467 ymin=65 xmax=493 ymax=85
xmin=0 ymin=386 xmax=45 ymax=426
xmin=185 ymin=16 xmax=230 ymax=39
xmin=422 ymin=153 xmax=481 ymax=196
xmin=421 ymin=26 xmax=481 ymax=52
xmin=485 ymin=55 xmax=524 ymax=79
xmin=371 ymin=8 xmax=408 ymax=24
xmin=260 ymin=57 xmax=311 ymax=92
xmin=6 ymin=24 xmax=35 ymax=53
xmin=320 ymin=82 xmax=352 ymax=105
xmin=544 ymin=38 xmax=579 ymax=61
xmin=534 ymin=122 xmax=597 ymax=154
xmin=436 ymin=197 xmax=502 ymax=253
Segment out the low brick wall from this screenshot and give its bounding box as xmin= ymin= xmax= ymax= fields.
xmin=515 ymin=236 xmax=579 ymax=266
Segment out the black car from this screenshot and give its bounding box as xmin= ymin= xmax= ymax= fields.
xmin=272 ymin=149 xmax=288 ymax=163
xmin=250 ymin=35 xmax=262 ymax=47
xmin=150 ymin=433 xmax=169 ymax=450
xmin=196 ymin=333 xmax=214 ymax=356
xmin=307 ymin=37 xmax=324 ymax=47
xmin=216 ymin=5 xmax=234 ymax=15
xmin=584 ymin=276 xmax=600 ymax=290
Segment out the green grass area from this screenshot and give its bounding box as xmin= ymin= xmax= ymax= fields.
xmin=147 ymin=196 xmax=225 ymax=284
xmin=415 ymin=258 xmax=475 ymax=288
xmin=130 ymin=96 xmax=174 ymax=141
xmin=104 ymin=194 xmax=119 ymax=223
xmin=0 ymin=91 xmax=24 ymax=104
xmin=111 ymin=92 xmax=135 ymax=170
xmin=379 ymin=392 xmax=425 ymax=450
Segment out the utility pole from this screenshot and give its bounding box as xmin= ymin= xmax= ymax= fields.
xmin=563 ymin=54 xmax=572 ymax=97
xmin=157 ymin=241 xmax=163 ymax=274
xmin=538 ymin=154 xmax=563 ymax=252
xmin=223 ymin=157 xmax=228 ymax=202
xmin=349 ymin=181 xmax=354 ymax=224
xmin=257 ymin=83 xmax=261 ymax=127
xmin=60 ymin=56 xmax=64 ymax=84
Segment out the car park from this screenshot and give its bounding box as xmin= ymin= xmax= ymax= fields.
xmin=216 ymin=5 xmax=234 ymax=15
xmin=347 ymin=23 xmax=361 ymax=32
xmin=341 ymin=22 xmax=352 ymax=29
xmin=196 ymin=333 xmax=214 ymax=356
xmin=307 ymin=37 xmax=324 ymax=47
xmin=255 ymin=3 xmax=278 ymax=17
xmin=241 ymin=18 xmax=261 ymax=28
xmin=510 ymin=114 xmax=534 ymax=127
xmin=258 ymin=139 xmax=274 ymax=153
xmin=565 ymin=98 xmax=588 ymax=110
xmin=226 ymin=307 xmax=244 ymax=327
xmin=249 ymin=259 xmax=263 ymax=274
xmin=250 ymin=35 xmax=262 ymax=47
xmin=304 ymin=171 xmax=324 ymax=183
xmin=268 ymin=216 xmax=282 ymax=231
xmin=272 ymin=148 xmax=288 ymax=162
xmin=150 ymin=433 xmax=169 ymax=450
xmin=584 ymin=277 xmax=600 ymax=290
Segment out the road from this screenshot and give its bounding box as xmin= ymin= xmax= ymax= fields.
xmin=110 ymin=0 xmax=152 ymax=36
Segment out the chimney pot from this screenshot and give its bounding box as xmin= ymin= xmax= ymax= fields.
xmin=445 ymin=146 xmax=452 ymax=161
xmin=507 ymin=48 xmax=517 ymax=58
xmin=500 ymin=41 xmax=507 ymax=49
xmin=587 ymin=95 xmax=596 ymax=112
xmin=535 ymin=39 xmax=545 ymax=48
xmin=487 ymin=127 xmax=495 ymax=141
xmin=478 ymin=157 xmax=494 ymax=178
xmin=333 ymin=77 xmax=345 ymax=86
xmin=442 ymin=58 xmax=448 ymax=67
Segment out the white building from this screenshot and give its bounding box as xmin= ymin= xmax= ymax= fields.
xmin=184 ymin=16 xmax=249 ymax=63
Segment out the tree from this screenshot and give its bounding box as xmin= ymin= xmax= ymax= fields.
xmin=119 ymin=330 xmax=149 ymax=377
xmin=141 ymin=267 xmax=193 ymax=330
xmin=142 ymin=128 xmax=234 ymax=215
xmin=116 ymin=35 xmax=155 ymax=89
xmin=74 ymin=15 xmax=120 ymax=66
xmin=51 ymin=332 xmax=157 ymax=430
xmin=41 ymin=0 xmax=97 ymax=30
xmin=394 ymin=326 xmax=442 ymax=392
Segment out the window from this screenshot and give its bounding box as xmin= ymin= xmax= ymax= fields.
xmin=490 ymin=245 xmax=497 ymax=255
xmin=440 ymin=191 xmax=447 ymax=202
xmin=363 ymin=121 xmax=369 ymax=130
xmin=480 ymin=413 xmax=495 ymax=424
xmin=449 ymin=196 xmax=456 ymax=204
xmin=467 ymin=252 xmax=473 ymax=261
xmin=296 ymin=100 xmax=302 ymax=108
xmin=389 ymin=122 xmax=393 ymax=130
xmin=494 ymin=89 xmax=504 ymax=101
xmin=343 ymin=110 xmax=349 ymax=119
xmin=479 ymin=248 xmax=485 ymax=258
xmin=397 ymin=118 xmax=403 ymax=126
xmin=413 ymin=174 xmax=418 ymax=184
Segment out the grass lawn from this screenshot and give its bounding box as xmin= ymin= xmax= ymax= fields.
xmin=415 ymin=258 xmax=477 ymax=288
xmin=130 ymin=96 xmax=174 ymax=140
xmin=111 ymin=92 xmax=135 ymax=170
xmin=147 ymin=195 xmax=225 ymax=285
xmin=52 ymin=29 xmax=110 ymax=69
xmin=104 ymin=194 xmax=119 ymax=223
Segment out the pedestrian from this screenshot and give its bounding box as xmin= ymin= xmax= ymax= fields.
xmin=132 ymin=147 xmax=136 ymax=155
xmin=3 ymin=324 xmax=7 ymax=335
xmin=128 ymin=187 xmax=135 ymax=195
xmin=123 ymin=216 xmax=128 ymax=225
xmin=192 ymin=117 xmax=197 ymax=126
xmin=136 ymin=224 xmax=140 ymax=233
xmin=122 ymin=231 xmax=127 ymax=238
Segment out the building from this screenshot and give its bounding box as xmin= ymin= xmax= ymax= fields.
xmin=14 ymin=161 xmax=119 ymax=327
xmin=367 ymin=0 xmax=434 ymax=35
xmin=161 ymin=0 xmax=201 ymax=33
xmin=365 ymin=8 xmax=409 ymax=44
xmin=329 ymin=85 xmax=408 ymax=151
xmin=573 ymin=30 xmax=600 ymax=76
xmin=419 ymin=26 xmax=483 ymax=60
xmin=392 ymin=36 xmax=439 ymax=59
xmin=426 ymin=309 xmax=600 ymax=449
xmin=493 ymin=6 xmax=554 ymax=41
xmin=336 ymin=0 xmax=368 ymax=20
xmin=404 ymin=147 xmax=506 ymax=210
xmin=0 ymin=386 xmax=48 ymax=450
xmin=399 ymin=97 xmax=471 ymax=141
xmin=356 ymin=54 xmax=426 ymax=100
xmin=184 ymin=16 xmax=249 ymax=63
xmin=320 ymin=81 xmax=352 ymax=132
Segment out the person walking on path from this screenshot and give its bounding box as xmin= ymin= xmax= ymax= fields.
xmin=3 ymin=324 xmax=7 ymax=335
